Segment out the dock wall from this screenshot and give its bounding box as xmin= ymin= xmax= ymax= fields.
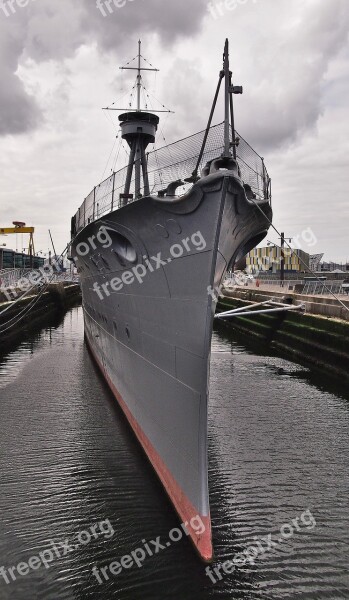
xmin=0 ymin=283 xmax=81 ymax=350
xmin=217 ymin=291 xmax=349 ymax=381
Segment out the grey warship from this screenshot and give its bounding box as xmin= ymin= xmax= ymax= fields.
xmin=70 ymin=39 xmax=272 ymax=561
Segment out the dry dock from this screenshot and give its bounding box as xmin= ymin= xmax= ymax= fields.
xmin=0 ymin=282 xmax=81 ymax=350
xmin=217 ymin=285 xmax=349 ymax=381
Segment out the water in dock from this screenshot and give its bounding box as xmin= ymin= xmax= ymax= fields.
xmin=0 ymin=306 xmax=348 ymax=599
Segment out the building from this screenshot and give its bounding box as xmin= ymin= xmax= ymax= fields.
xmin=0 ymin=248 xmax=45 ymax=270
xmin=320 ymin=261 xmax=349 ymax=272
xmin=246 ymin=245 xmax=310 ymax=274
xmin=309 ymin=254 xmax=324 ymax=272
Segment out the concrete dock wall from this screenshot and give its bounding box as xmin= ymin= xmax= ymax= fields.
xmin=0 ymin=283 xmax=81 ymax=350
xmin=223 ymin=287 xmax=349 ymax=321
xmin=217 ymin=293 xmax=349 ymax=381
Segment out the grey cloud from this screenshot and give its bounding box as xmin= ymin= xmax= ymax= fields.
xmin=0 ymin=19 xmax=41 ymax=134
xmin=0 ymin=65 xmax=41 ymax=134
xmin=240 ymin=0 xmax=349 ymax=150
xmin=23 ymin=1 xmax=86 ymax=62
xmin=0 ymin=0 xmax=207 ymax=135
xmin=83 ymin=0 xmax=207 ymax=53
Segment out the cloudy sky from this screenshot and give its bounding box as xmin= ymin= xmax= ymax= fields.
xmin=0 ymin=0 xmax=348 ymax=261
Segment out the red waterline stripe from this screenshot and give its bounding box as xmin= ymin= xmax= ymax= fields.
xmin=85 ymin=333 xmax=213 ymax=562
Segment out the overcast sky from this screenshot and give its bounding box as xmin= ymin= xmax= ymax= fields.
xmin=0 ymin=0 xmax=348 ymax=262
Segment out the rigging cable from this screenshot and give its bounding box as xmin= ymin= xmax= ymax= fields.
xmin=100 ymin=134 xmax=118 ymax=182
xmin=0 ymin=277 xmax=43 ymax=317
xmin=142 ymin=83 xmax=176 ymax=185
xmin=141 ymin=84 xmax=173 ymax=114
xmin=0 ymin=244 xmax=70 ymax=331
xmin=112 ymin=136 xmax=123 ymax=173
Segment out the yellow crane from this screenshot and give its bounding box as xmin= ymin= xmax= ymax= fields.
xmin=0 ymin=221 xmax=35 ymax=265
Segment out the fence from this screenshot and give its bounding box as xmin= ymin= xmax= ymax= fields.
xmin=0 ymin=269 xmax=31 ymax=289
xmin=240 ymin=279 xmax=349 ymax=296
xmin=302 ymin=281 xmax=348 ymax=296
xmin=0 ymin=268 xmax=79 ymax=293
xmin=73 ymin=122 xmax=271 ymax=234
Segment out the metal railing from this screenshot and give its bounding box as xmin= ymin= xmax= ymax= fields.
xmin=0 ymin=269 xmax=79 ymax=293
xmin=253 ymin=279 xmax=302 ymax=288
xmin=0 ymin=269 xmax=32 ymax=289
xmin=239 ymin=279 xmax=349 ymax=297
xmin=302 ymin=281 xmax=348 ymax=296
xmin=72 ymin=122 xmax=271 ymax=234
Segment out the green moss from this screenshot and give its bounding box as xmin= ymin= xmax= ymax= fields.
xmin=216 ymin=296 xmax=349 ymax=378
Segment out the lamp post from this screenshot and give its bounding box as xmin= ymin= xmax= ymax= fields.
xmin=268 ymin=235 xmax=293 ymax=286
xmin=280 ymin=233 xmax=285 ymax=287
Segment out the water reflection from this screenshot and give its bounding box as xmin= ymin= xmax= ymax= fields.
xmin=0 ymin=307 xmax=348 ymax=599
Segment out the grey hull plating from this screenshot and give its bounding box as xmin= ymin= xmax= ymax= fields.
xmin=72 ymin=170 xmax=272 ymax=560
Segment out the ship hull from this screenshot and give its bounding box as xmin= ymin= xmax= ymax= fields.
xmin=71 ymin=170 xmax=272 ymax=560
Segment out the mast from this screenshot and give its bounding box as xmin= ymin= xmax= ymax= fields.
xmin=223 ymin=39 xmax=231 ymax=158
xmin=103 ymin=41 xmax=172 ymax=202
xmin=223 ymin=38 xmax=243 ymax=160
xmin=190 ymin=39 xmax=242 ymax=181
xmin=137 ymin=39 xmax=141 ymax=111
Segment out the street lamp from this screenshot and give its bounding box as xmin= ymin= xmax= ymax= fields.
xmin=268 ymin=235 xmax=293 ymax=285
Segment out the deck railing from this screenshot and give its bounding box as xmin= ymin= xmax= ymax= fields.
xmin=72 ymin=122 xmax=271 ymax=234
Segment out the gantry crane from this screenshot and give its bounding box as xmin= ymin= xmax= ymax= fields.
xmin=0 ymin=221 xmax=35 ymax=267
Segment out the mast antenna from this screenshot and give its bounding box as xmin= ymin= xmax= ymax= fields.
xmin=121 ymin=40 xmax=157 ymax=112
xmin=103 ymin=40 xmax=173 ymax=114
